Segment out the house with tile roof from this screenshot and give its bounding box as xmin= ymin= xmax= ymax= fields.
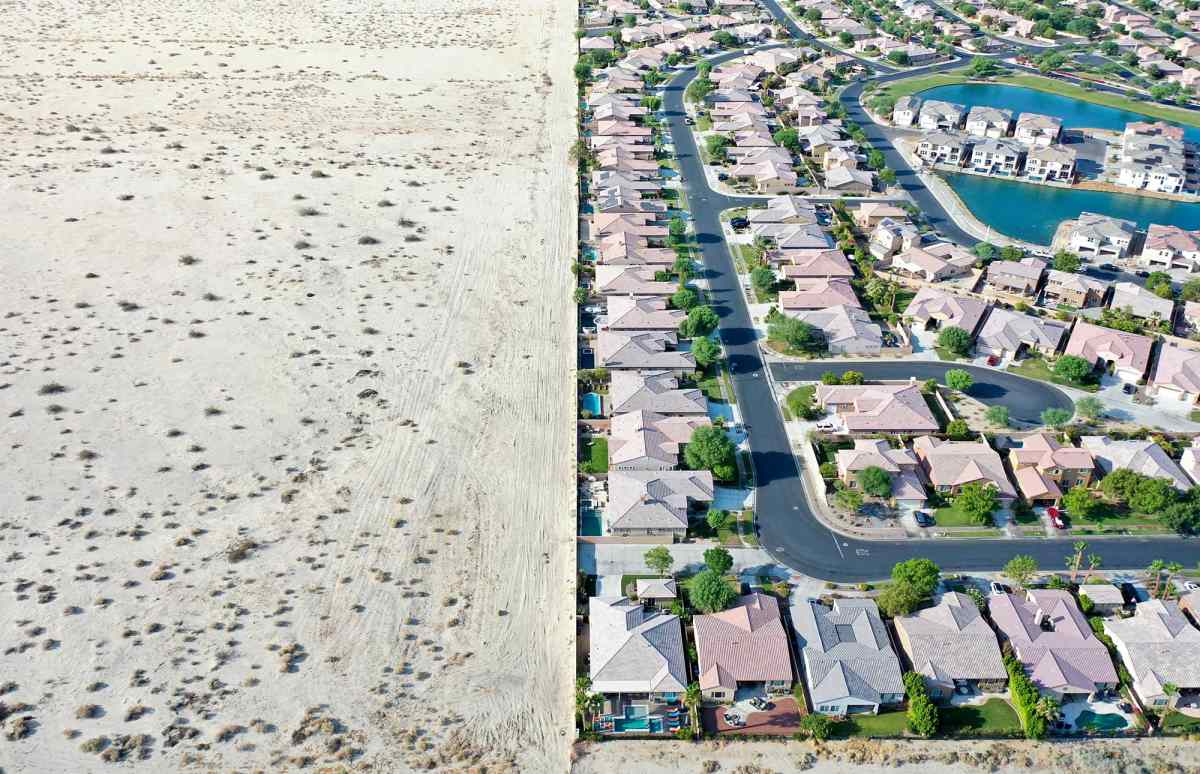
xmin=1063 ymin=321 xmax=1153 ymax=384
xmin=974 ymin=307 xmax=1068 ymax=361
xmin=694 ymin=592 xmax=794 ymax=702
xmin=599 ymin=296 xmax=686 ymax=332
xmin=635 ymin=578 xmax=678 ymax=608
xmin=594 ymin=265 xmax=677 ymax=296
xmin=984 ymin=257 xmax=1046 ymax=296
xmin=1043 ymin=270 xmax=1106 ymax=308
xmin=1008 ymin=433 xmax=1096 ymax=507
xmin=609 ymin=370 xmax=708 ymax=416
xmin=868 ymin=217 xmax=920 ymax=260
xmin=815 ymin=383 xmax=940 ymax=434
xmin=1081 ymin=436 xmax=1192 ymax=491
xmin=779 ymin=277 xmax=861 ymax=314
xmin=1150 ymin=343 xmax=1200 ymax=406
xmin=1139 ymin=223 xmax=1200 ymax=273
xmin=1077 ymin=583 xmax=1126 ymax=616
xmin=1181 ymin=437 xmax=1200 ymax=487
xmin=1109 ymin=282 xmax=1175 ymax=323
xmin=1104 ymin=600 xmax=1200 ymax=710
xmin=606 ymin=469 xmax=715 ymax=538
xmin=912 ymin=435 xmax=1017 ymax=500
xmin=776 ymin=248 xmax=855 ymax=280
xmin=609 ymin=410 xmax=711 ymax=471
xmin=888 ymin=245 xmax=974 ymax=283
xmin=793 ymin=598 xmax=906 ymax=715
xmin=749 ymin=194 xmax=819 ymax=226
xmin=1014 ymin=112 xmax=1063 ymax=146
xmin=904 ymin=287 xmax=988 ymax=336
xmin=589 ymin=596 xmax=688 ymax=715
xmin=854 ymin=202 xmax=909 ymax=230
xmin=1025 ymin=144 xmax=1076 ymax=183
xmin=894 ymin=591 xmax=1008 ymax=699
xmin=1066 ymin=212 xmax=1136 ymax=259
xmin=917 ymin=99 xmax=965 ymax=131
xmin=597 ymin=331 xmax=696 ymax=373
xmin=789 ymin=305 xmax=883 ymax=355
xmin=835 ymin=438 xmax=926 ymax=507
xmin=989 ymin=590 xmax=1118 ymax=701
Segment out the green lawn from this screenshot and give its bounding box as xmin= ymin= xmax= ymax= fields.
xmin=1160 ymin=711 xmax=1200 ymax=734
xmin=933 ymin=501 xmax=993 ymax=527
xmin=696 ymin=114 xmax=712 ymax=131
xmin=835 ymin=710 xmax=908 ymax=738
xmin=1007 ymin=356 xmax=1099 ymax=393
xmin=1070 ymin=500 xmax=1167 ymax=534
xmin=940 ymin=699 xmax=1022 ymax=737
xmin=580 ymin=437 xmax=608 ymax=476
xmin=934 ymin=346 xmax=969 ymax=362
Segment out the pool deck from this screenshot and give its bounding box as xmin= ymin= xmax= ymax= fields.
xmin=1060 ymin=697 xmax=1135 ymax=732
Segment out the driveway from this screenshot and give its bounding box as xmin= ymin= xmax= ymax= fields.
xmin=702 ymin=696 xmax=805 ymax=736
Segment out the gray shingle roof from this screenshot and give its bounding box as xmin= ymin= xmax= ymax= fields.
xmin=589 ymin=597 xmax=688 ymax=694
xmin=793 ymin=598 xmax=904 ymax=706
xmin=895 ymin=592 xmax=1007 ymax=684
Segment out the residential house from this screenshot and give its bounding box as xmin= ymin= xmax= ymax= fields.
xmin=835 ymin=438 xmax=926 ymax=506
xmin=605 ymin=469 xmax=715 ymax=538
xmin=816 ymin=383 xmax=940 ymax=434
xmin=868 ymin=217 xmax=920 ymax=260
xmin=965 ymin=105 xmax=1014 ymax=138
xmin=589 ymin=596 xmax=688 ymax=726
xmin=793 ymin=598 xmax=906 ymax=715
xmin=1014 ymin=112 xmax=1062 ymax=146
xmin=824 ymin=166 xmax=875 ymax=193
xmin=1025 ymin=145 xmax=1076 ymax=183
xmin=694 ymin=593 xmax=795 ymax=702
xmin=917 ymin=100 xmax=965 ymax=131
xmin=1139 ymin=223 xmax=1200 ymax=273
xmin=1184 ymin=437 xmax=1200 ymax=487
xmin=1042 ymin=270 xmax=1106 ymax=308
xmin=599 ymin=232 xmax=677 ymax=266
xmin=749 ymin=195 xmax=819 ymax=226
xmin=609 ymin=410 xmax=710 ymax=471
xmin=892 ymin=95 xmax=922 ymax=126
xmin=1104 ymin=600 xmax=1200 ymax=710
xmin=888 ymin=245 xmax=974 ymax=282
xmin=634 ymin=578 xmax=677 ymax=608
xmin=1117 ymin=122 xmax=1187 ymax=195
xmin=597 ymin=330 xmax=696 ymax=373
xmin=1063 ymin=321 xmax=1153 ymax=384
xmin=915 ymin=132 xmax=971 ymax=167
xmin=609 ymin=370 xmax=708 ymax=416
xmin=1081 ymin=435 xmax=1192 ymax=491
xmin=790 ymin=305 xmax=884 ymax=355
xmin=985 ymin=257 xmax=1046 ymax=296
xmin=1077 ymin=584 xmax=1127 ymax=616
xmin=894 ymin=592 xmax=1008 ymax=700
xmin=754 ymin=222 xmax=833 ymax=251
xmin=1109 ymin=281 xmax=1175 ymax=323
xmin=988 ymin=590 xmax=1119 ymax=701
xmin=779 ymin=277 xmax=861 ymax=313
xmin=599 ymin=296 xmax=686 ymax=332
xmin=902 ymin=42 xmax=939 ymax=64
xmin=913 ymin=435 xmax=1018 ymax=500
xmin=1008 ymin=433 xmax=1096 ymax=507
xmin=1066 ymin=212 xmax=1136 ymax=260
xmin=776 ymin=249 xmax=856 ymax=280
xmin=595 ymin=265 xmax=677 ymax=296
xmin=854 ymin=202 xmax=908 ymax=230
xmin=591 ymin=212 xmax=668 ymax=242
xmin=1150 ymin=343 xmax=1200 ymax=405
xmin=969 ymin=138 xmax=1025 ymax=176
xmin=904 ymin=286 xmax=988 ymax=335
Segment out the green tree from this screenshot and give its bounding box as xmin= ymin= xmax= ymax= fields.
xmin=704 ymin=546 xmax=733 ymax=575
xmin=750 ymin=265 xmax=775 ymax=297
xmin=892 ymin=558 xmax=941 ymax=598
xmin=839 ymin=30 xmax=855 ymax=46
xmin=887 ymin=50 xmax=911 ymax=65
xmin=704 ymin=134 xmax=732 ymax=162
xmin=1053 ymin=354 xmax=1093 ymax=385
xmin=834 ymin=487 xmax=864 ymax=512
xmin=985 ymin=404 xmax=1010 ymax=427
xmin=576 ymin=676 xmax=599 ymax=731
xmin=644 ymin=545 xmax=674 ymax=576
xmin=690 ymin=567 xmax=736 ymax=613
xmin=574 ymin=61 xmax=593 ymax=83
xmin=907 ymin=688 xmax=939 ymax=737
xmin=858 ymin=466 xmax=893 ymax=498
xmin=684 ymin=682 xmax=702 ymax=734
xmin=671 ymin=287 xmax=699 ymax=311
xmin=683 ymin=424 xmax=736 ymax=479
xmin=799 ymin=713 xmax=833 ymax=740
xmin=573 ymin=287 xmax=588 ymax=305
xmin=1130 ymin=477 xmax=1176 ymax=514
xmin=879 ymin=167 xmax=897 ymax=186
xmin=773 ymin=127 xmax=801 ymax=154
xmin=956 ymin=482 xmax=998 ymax=525
xmin=1052 ymin=251 xmax=1081 ymax=273
xmin=840 ymin=370 xmax=864 ymax=385
xmin=1074 ymin=396 xmax=1103 ymax=420
xmin=1180 ymin=278 xmax=1200 ymax=302
xmin=1100 ymin=468 xmax=1142 ymax=502
xmin=867 ymin=148 xmax=886 ymax=170
xmin=945 ymin=368 xmax=973 ymax=391
xmin=673 ymin=253 xmax=694 ymax=282
xmin=877 ymin=581 xmax=922 ymax=617
xmin=946 ymin=419 xmax=971 ymax=440
xmin=999 ymin=245 xmax=1025 ymax=262
xmin=680 ymin=305 xmax=719 ymax=338
xmin=668 ymin=217 xmax=687 ymax=246
xmin=973 ymin=242 xmax=996 ymax=262
xmin=768 ymin=316 xmax=827 ymax=354
xmin=691 ymin=336 xmax=720 ymax=368
xmin=936 ymin=326 xmax=972 ymax=356
xmin=706 ymin=508 xmax=730 ymax=532
xmin=805 ymin=7 xmax=823 ymax=22
xmin=1062 ymin=486 xmax=1098 ymax=520
xmin=921 ymin=378 xmax=939 ymax=394
xmin=1003 ymin=554 xmax=1039 ymax=588
xmin=1040 ymin=407 xmax=1072 ymax=428
xmin=820 ymin=371 xmax=840 ymax=385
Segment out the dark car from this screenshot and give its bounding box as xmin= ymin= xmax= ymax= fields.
xmin=1122 ymin=383 xmax=1137 ymax=395
xmin=1099 ymin=263 xmax=1118 ymax=272
xmin=1134 ymin=270 xmax=1150 ymax=278
xmin=914 ymin=511 xmax=935 ymax=527
xmin=1120 ymin=582 xmax=1140 ymax=606
xmin=730 ymin=217 xmax=749 ymax=230
xmin=717 ymin=172 xmax=729 ymax=181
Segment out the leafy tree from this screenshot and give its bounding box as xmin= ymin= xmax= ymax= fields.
xmin=671 ymin=287 xmax=699 ymax=311
xmin=772 ymin=127 xmax=801 ymax=154
xmin=839 ymin=30 xmax=855 ymax=46
xmin=973 ymin=242 xmax=996 ymax=261
xmin=834 ymin=487 xmax=864 ymax=512
xmin=879 ymin=167 xmax=897 ymax=186
xmin=892 ymin=558 xmax=941 ymax=598
xmin=673 ymin=253 xmax=694 ymax=281
xmin=936 ymin=326 xmax=972 ymax=356
xmin=704 ymin=546 xmax=733 ymax=575
xmin=1051 ymin=251 xmax=1080 ymax=273
xmin=1162 ymin=500 xmax=1200 ymax=535
xmin=805 ymin=7 xmax=823 ymax=23
xmin=706 ymin=508 xmax=730 ymax=532
xmin=877 ymin=581 xmax=923 ymax=616
xmin=1100 ymin=306 xmax=1144 ymax=333
xmin=683 ymin=424 xmax=736 ymax=479
xmin=999 ymin=245 xmax=1025 ymax=262
xmin=945 ymin=368 xmax=973 ymax=391
xmin=704 ymin=134 xmax=732 ymax=162
xmin=1053 ymin=355 xmax=1093 ymax=385
xmin=573 ymin=287 xmax=588 ymax=305
xmin=966 ymin=587 xmax=987 ymax=610
xmin=680 ymin=305 xmax=719 ymax=338
xmin=956 ymin=482 xmax=998 ymax=525
xmin=1074 ymin=396 xmax=1103 ymax=420
xmin=691 ymin=336 xmax=720 ymax=368
xmin=946 ymin=419 xmax=971 ymax=440
xmin=1040 ymin=407 xmax=1072 ymax=428
xmin=1100 ymin=468 xmax=1142 ymax=502
xmin=799 ymin=713 xmax=833 ymax=740
xmin=1130 ymin=477 xmax=1176 ymax=514
xmin=966 ymin=56 xmax=998 ymax=77
xmin=1062 ymin=486 xmax=1098 ymax=520
xmin=906 ymin=686 xmax=940 ymax=737
xmin=1180 ymin=278 xmax=1200 ymax=302
xmin=690 ymin=568 xmax=736 ymax=613
xmin=644 ymin=546 xmax=674 ymax=575
xmin=986 ymin=404 xmax=1010 ymax=427
xmin=768 ymin=316 xmax=827 ymax=353
xmin=750 ymin=265 xmax=775 ymax=296
xmin=841 ymin=370 xmax=864 ymax=385
xmin=684 ymin=682 xmax=702 ymax=734
xmin=668 ymin=217 xmax=688 ymax=246
xmin=1146 ymin=271 xmax=1175 ymax=299
xmin=867 ymin=148 xmax=886 ymax=170
xmin=820 ymin=371 xmax=840 ymax=385
xmin=787 ymin=386 xmax=820 ymax=420
xmin=887 ymin=50 xmax=911 ymax=65
xmin=1003 ymin=554 xmax=1039 ymax=588
xmin=858 ymin=466 xmax=893 ymax=498
xmin=574 ymin=61 xmax=593 ymax=83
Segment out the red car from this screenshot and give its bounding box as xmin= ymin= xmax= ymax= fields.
xmin=1047 ymin=507 xmax=1066 ymax=529
xmin=986 ymin=355 xmax=999 ymax=366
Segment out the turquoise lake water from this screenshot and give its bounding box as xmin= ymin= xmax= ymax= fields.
xmin=915 ymin=84 xmax=1200 ymax=244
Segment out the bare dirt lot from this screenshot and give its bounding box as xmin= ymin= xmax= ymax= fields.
xmin=0 ymin=0 xmax=576 ymax=770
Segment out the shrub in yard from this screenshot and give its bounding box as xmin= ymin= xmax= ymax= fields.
xmin=857 ymin=466 xmax=892 ymax=498
xmin=690 ymin=568 xmax=735 ymax=613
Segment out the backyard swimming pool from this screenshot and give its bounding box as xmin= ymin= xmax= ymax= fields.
xmin=580 ymin=508 xmax=603 ymax=536
xmin=581 ymin=392 xmax=602 ymax=417
xmin=1074 ymin=710 xmax=1128 ymax=731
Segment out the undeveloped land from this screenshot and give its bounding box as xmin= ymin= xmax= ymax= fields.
xmin=0 ymin=0 xmax=576 ymax=770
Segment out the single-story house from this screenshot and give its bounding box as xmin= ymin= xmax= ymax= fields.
xmin=1104 ymin=600 xmax=1200 ymax=710
xmin=793 ymin=598 xmax=906 ymax=715
xmin=694 ymin=593 xmax=794 ymax=702
xmin=1081 ymin=436 xmax=1192 ymax=491
xmin=835 ymin=438 xmax=926 ymax=507
xmin=815 ymin=383 xmax=940 ymax=434
xmin=1077 ymin=584 xmax=1127 ymax=616
xmin=912 ymin=435 xmax=1017 ymax=500
xmin=903 ymin=287 xmax=987 ymax=335
xmin=1150 ymin=343 xmax=1200 ymax=405
xmin=609 ymin=370 xmax=708 ymax=417
xmin=605 ymin=469 xmax=715 ymax=539
xmin=789 ymin=304 xmax=883 ymax=355
xmin=590 ymin=596 xmax=688 ymax=725
xmin=974 ymin=307 xmax=1068 ymax=361
xmin=1062 ymin=321 xmax=1153 ymax=384
xmin=894 ymin=591 xmax=1008 ymax=700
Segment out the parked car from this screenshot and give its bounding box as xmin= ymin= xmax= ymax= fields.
xmin=1049 ymin=511 xmax=1066 ymax=530
xmin=1181 ymin=581 xmax=1199 ymax=592
xmin=990 ymin=581 xmax=1011 ymax=596
xmin=717 ymin=172 xmax=729 ymax=181
xmin=1135 ymin=270 xmax=1150 ymax=278
xmin=723 ymin=712 xmax=743 ymax=727
xmin=684 ymin=116 xmax=695 ymax=125
xmin=1099 ymin=263 xmax=1118 ymax=272
xmin=815 ymin=421 xmax=837 ymax=431
xmin=914 ymin=510 xmax=935 ymax=527
xmin=1122 ymin=383 xmax=1137 ymax=395
xmin=730 ymin=217 xmax=749 ymax=230
xmin=749 ymin=697 xmax=769 ymax=710
xmin=986 ymin=354 xmax=1000 ymax=366
xmin=1120 ymin=582 xmax=1140 ymax=606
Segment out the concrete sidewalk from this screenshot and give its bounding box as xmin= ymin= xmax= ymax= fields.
xmin=579 ymin=542 xmax=782 ymax=577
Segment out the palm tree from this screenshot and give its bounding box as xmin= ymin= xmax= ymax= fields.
xmin=1148 ymin=559 xmax=1167 ymax=598
xmin=1068 ymin=541 xmax=1087 ymax=582
xmin=684 ymin=681 xmax=702 ymax=735
xmin=587 ymin=692 xmax=604 ymax=731
xmin=1034 ymin=696 xmax=1061 ymax=724
xmin=1162 ymin=562 xmax=1184 ymax=599
xmin=575 ymin=677 xmax=595 ymax=732
xmin=1084 ymin=554 xmax=1102 ymax=583
xmin=1163 ymin=682 xmax=1180 ymax=724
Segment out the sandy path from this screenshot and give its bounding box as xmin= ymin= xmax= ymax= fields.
xmin=0 ymin=0 xmax=576 ymax=770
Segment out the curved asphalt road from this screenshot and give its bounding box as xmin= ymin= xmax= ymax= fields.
xmin=770 ymin=361 xmax=1072 ymax=425
xmin=662 ymin=25 xmax=1199 ymax=581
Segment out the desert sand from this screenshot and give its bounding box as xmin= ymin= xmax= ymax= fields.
xmin=0 ymin=0 xmax=577 ymax=770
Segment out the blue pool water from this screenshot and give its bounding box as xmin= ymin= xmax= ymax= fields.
xmin=580 ymin=509 xmax=603 ymax=536
xmin=581 ymin=392 xmax=603 ymax=417
xmin=707 ymin=400 xmax=735 ymax=423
